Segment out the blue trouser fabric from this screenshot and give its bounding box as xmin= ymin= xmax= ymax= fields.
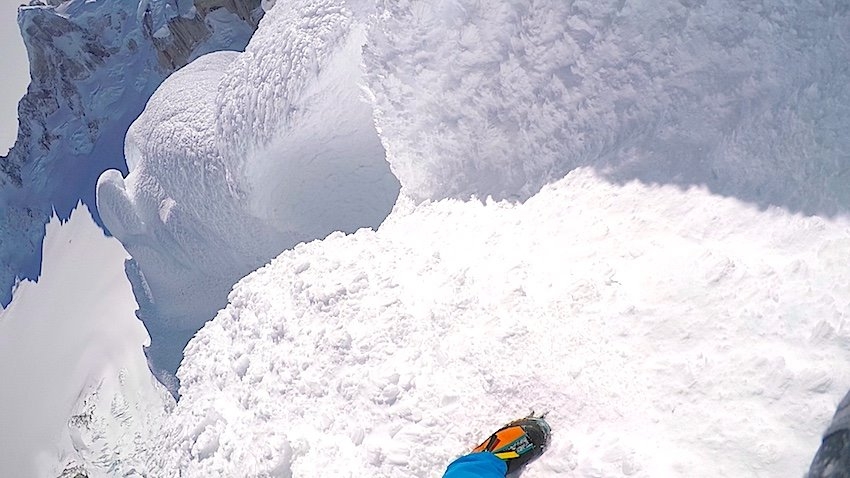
xmin=443 ymin=452 xmax=508 ymax=478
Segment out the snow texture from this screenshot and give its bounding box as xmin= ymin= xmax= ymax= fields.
xmin=0 ymin=205 xmax=171 ymax=478
xmin=97 ymin=0 xmax=399 ymax=382
xmin=2 ymin=0 xmax=847 ymax=476
xmin=150 ymin=170 xmax=850 ymax=477
xmin=365 ymin=0 xmax=850 ymax=210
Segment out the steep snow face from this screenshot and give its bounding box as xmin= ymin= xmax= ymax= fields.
xmin=149 ymin=170 xmax=850 ymax=477
xmin=97 ymin=0 xmax=399 ymax=382
xmin=0 ymin=205 xmax=172 ymax=478
xmin=365 ymin=0 xmax=850 ymax=209
xmin=0 ymin=0 xmax=262 ymax=307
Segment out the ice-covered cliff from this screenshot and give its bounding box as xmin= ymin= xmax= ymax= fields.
xmin=0 ymin=0 xmax=264 ymax=306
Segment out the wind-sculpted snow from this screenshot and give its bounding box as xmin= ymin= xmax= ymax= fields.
xmin=365 ymin=1 xmax=850 ymax=210
xmin=216 ymin=0 xmax=351 ymax=160
xmin=97 ymin=0 xmax=399 ymax=383
xmin=150 ymin=170 xmax=850 ymax=477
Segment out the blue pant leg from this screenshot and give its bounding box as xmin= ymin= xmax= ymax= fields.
xmin=443 ymin=452 xmax=508 ymax=478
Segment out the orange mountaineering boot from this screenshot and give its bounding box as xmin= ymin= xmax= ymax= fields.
xmin=472 ymin=413 xmax=552 ymax=473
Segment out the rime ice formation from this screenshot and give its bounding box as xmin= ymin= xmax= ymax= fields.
xmin=365 ymin=1 xmax=850 ymax=206
xmin=148 ymin=170 xmax=850 ymax=477
xmin=0 ymin=0 xmax=262 ymax=306
xmin=96 ymin=0 xmax=399 ymax=383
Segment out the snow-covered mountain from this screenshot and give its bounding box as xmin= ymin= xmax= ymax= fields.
xmin=1 ymin=0 xmax=849 ymax=476
xmin=0 ymin=205 xmax=172 ymax=478
xmin=0 ymin=0 xmax=264 ymax=306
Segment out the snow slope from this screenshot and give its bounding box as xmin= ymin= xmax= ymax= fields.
xmin=149 ymin=169 xmax=850 ymax=477
xmin=97 ymin=0 xmax=399 ymax=382
xmin=0 ymin=205 xmax=171 ymax=478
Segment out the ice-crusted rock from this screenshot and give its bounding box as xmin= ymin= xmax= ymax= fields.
xmin=0 ymin=0 xmax=263 ymax=306
xmin=143 ymin=0 xmax=264 ymax=70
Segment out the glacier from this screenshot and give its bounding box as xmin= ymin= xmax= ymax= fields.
xmin=0 ymin=0 xmax=849 ymax=476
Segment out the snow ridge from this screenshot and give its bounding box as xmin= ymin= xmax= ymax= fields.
xmin=0 ymin=205 xmax=172 ymax=478
xmin=150 ymin=170 xmax=850 ymax=477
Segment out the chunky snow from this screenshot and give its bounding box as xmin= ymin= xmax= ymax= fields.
xmin=365 ymin=0 xmax=850 ymax=208
xmin=0 ymin=205 xmax=171 ymax=478
xmin=0 ymin=0 xmax=839 ymax=476
xmin=150 ymin=169 xmax=850 ymax=477
xmin=97 ymin=0 xmax=399 ymax=380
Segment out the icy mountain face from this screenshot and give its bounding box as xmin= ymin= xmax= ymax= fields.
xmin=150 ymin=170 xmax=850 ymax=477
xmin=97 ymin=0 xmax=399 ymax=385
xmin=0 ymin=0 xmax=263 ymax=306
xmin=365 ymin=0 xmax=850 ymax=208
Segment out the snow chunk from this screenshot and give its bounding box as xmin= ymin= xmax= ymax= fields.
xmin=261 ymin=0 xmax=276 ymax=13
xmin=153 ymin=25 xmax=171 ymax=39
